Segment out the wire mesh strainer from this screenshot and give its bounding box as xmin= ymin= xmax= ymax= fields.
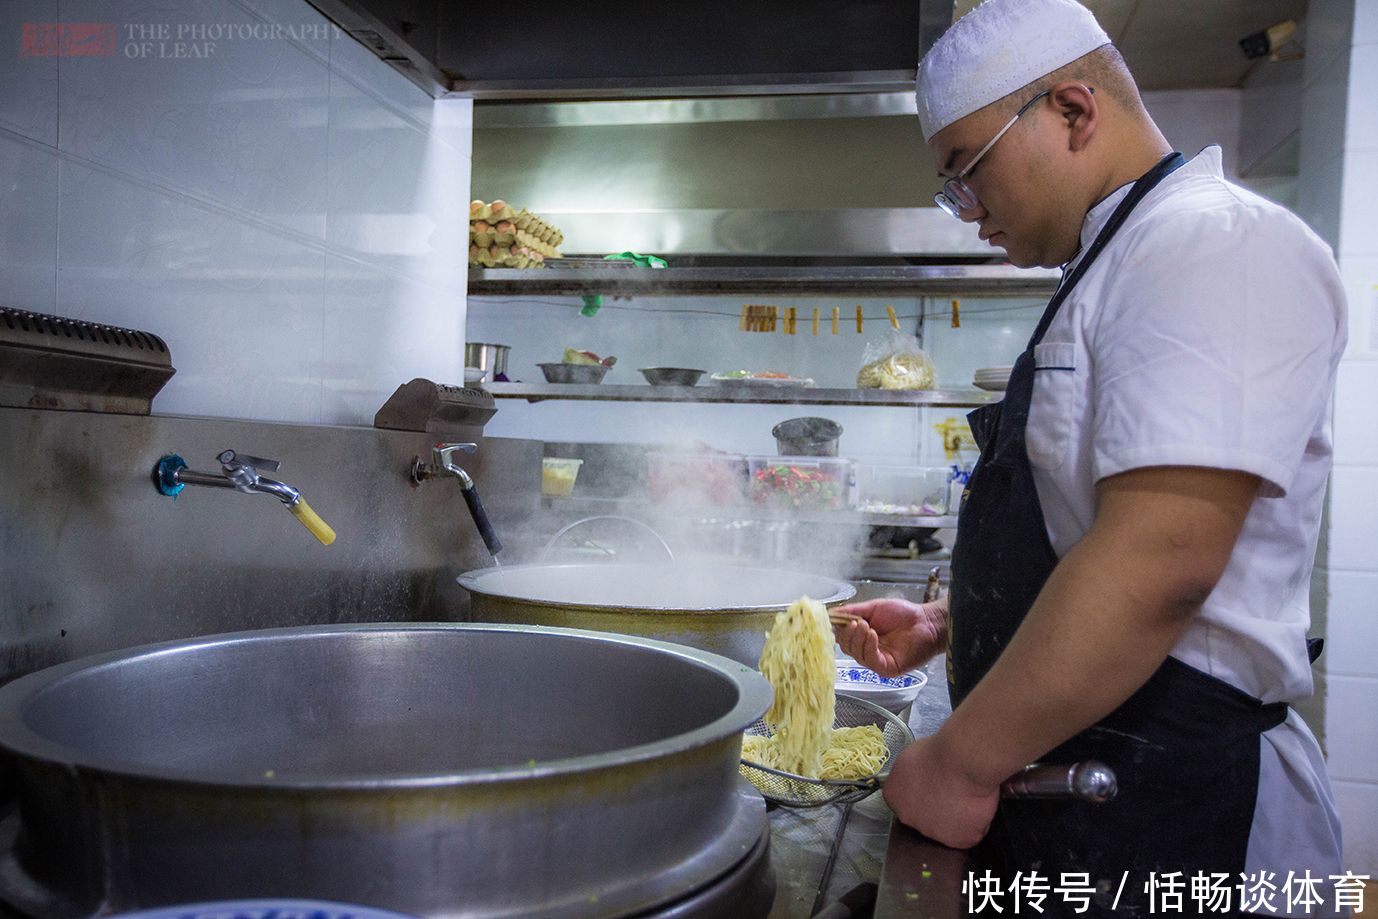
xmin=739 ymin=693 xmax=915 ymax=807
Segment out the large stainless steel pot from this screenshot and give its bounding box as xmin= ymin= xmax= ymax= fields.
xmin=0 ymin=623 xmax=773 ymax=919
xmin=459 ymin=563 xmax=856 ymax=667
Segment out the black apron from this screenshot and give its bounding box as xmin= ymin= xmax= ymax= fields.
xmin=948 ymin=153 xmax=1288 ymax=915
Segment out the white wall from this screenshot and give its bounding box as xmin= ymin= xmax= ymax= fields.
xmin=1295 ymin=0 xmax=1378 ymax=875
xmin=0 ymin=0 xmax=472 ymax=426
xmin=1141 ymin=88 xmax=1243 ymax=177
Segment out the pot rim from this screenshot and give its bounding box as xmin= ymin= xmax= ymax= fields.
xmin=457 ymin=562 xmax=856 ymax=613
xmin=0 ymin=622 xmax=772 ymax=791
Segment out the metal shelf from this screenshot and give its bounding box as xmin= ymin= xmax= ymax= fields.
xmin=469 ymin=265 xmax=1061 ymax=297
xmin=540 ymin=495 xmax=958 ymax=528
xmin=485 ymin=382 xmax=998 ymax=408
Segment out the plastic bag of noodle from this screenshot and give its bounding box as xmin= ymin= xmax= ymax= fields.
xmin=856 ymin=329 xmax=937 ymax=390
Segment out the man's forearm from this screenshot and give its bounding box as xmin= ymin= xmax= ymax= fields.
xmin=934 ymin=535 xmax=1199 ymax=788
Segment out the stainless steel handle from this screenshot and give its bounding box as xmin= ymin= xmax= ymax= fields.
xmin=216 ymin=450 xmax=280 ymax=473
xmin=922 ymin=566 xmax=941 ymax=603
xmin=999 ymin=761 xmax=1117 ymax=804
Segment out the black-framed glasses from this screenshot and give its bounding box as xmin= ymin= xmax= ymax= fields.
xmin=934 ymin=89 xmax=1052 ymax=218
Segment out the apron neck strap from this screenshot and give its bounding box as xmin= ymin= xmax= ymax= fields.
xmin=1028 ymin=151 xmax=1187 ymax=349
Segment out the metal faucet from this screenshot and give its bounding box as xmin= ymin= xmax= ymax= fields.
xmin=411 ymin=443 xmax=503 ymax=556
xmin=153 ymin=450 xmax=337 ymax=545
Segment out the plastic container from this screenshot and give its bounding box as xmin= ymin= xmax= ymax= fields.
xmin=855 ymin=465 xmax=949 ymax=516
xmin=647 ymin=452 xmax=747 ymax=506
xmin=541 ymin=457 xmax=583 ymax=497
xmin=747 ymin=457 xmax=853 ymax=511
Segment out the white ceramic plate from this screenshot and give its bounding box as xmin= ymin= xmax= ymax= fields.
xmin=107 ymin=900 xmax=420 ymax=919
xmin=973 ymin=379 xmax=1008 ymax=391
xmin=710 ymin=373 xmax=816 ymax=388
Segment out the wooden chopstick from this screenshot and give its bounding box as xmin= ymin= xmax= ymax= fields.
xmin=828 ymin=612 xmax=861 ymax=626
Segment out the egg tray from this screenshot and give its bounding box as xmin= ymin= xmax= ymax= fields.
xmin=739 ymin=693 xmax=914 ymax=808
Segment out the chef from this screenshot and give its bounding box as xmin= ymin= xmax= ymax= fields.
xmin=833 ymin=0 xmax=1349 ymax=912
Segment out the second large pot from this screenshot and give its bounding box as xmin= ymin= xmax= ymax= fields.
xmin=459 ymin=563 xmax=856 ymax=667
xmin=0 ymin=623 xmax=772 ymax=919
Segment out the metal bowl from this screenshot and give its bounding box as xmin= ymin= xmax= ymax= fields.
xmin=464 ymin=342 xmax=510 ymax=377
xmin=639 ymin=367 xmax=705 ymax=386
xmin=772 ymin=417 xmax=842 ymax=457
xmin=459 ymin=562 xmax=856 ymax=667
xmin=0 ymin=623 xmax=772 ymax=919
xmin=538 ymin=362 xmax=609 ymax=384
xmin=740 ymin=693 xmax=916 ymax=807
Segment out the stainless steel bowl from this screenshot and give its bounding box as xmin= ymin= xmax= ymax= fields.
xmin=464 ymin=342 xmax=510 ymax=377
xmin=772 ymin=417 xmax=843 ymax=457
xmin=639 ymin=367 xmax=706 ymax=386
xmin=538 ymin=362 xmax=609 ymax=384
xmin=460 ymin=562 xmax=856 ymax=667
xmin=0 ymin=623 xmax=772 ymax=919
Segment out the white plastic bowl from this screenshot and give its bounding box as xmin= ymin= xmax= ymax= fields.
xmin=834 ymin=660 xmax=928 ymax=714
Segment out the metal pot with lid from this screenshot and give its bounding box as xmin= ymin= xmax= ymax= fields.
xmin=0 ymin=623 xmax=774 ymax=919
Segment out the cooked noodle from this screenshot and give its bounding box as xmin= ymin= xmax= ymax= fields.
xmin=745 ymin=596 xmax=889 ymax=781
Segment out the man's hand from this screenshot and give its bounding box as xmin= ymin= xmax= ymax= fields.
xmin=832 ymin=597 xmax=948 ymax=677
xmin=883 ymin=733 xmax=1001 ymax=849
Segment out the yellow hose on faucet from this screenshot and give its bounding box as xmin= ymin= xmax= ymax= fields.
xmin=289 ymin=498 xmax=337 ymax=545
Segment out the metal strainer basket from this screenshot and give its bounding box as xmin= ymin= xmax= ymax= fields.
xmin=739 ymin=693 xmax=915 ymax=807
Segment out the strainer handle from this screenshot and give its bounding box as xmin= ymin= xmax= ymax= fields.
xmin=1000 ymin=761 xmax=1117 ymax=803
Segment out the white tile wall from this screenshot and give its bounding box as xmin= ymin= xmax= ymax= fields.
xmin=0 ymin=0 xmax=59 ymax=146
xmin=0 ymin=0 xmax=473 ymax=425
xmin=1327 ymin=467 xmax=1378 ymax=571
xmin=1347 ymin=42 xmax=1378 ymax=152
xmin=57 ymin=158 xmax=329 ymax=421
xmin=1140 ymin=89 xmax=1242 ymax=176
xmin=1301 ymin=53 xmax=1353 ymax=176
xmin=0 ymin=132 xmax=59 ymax=313
xmin=1299 ymin=0 xmax=1378 ymax=871
xmin=1321 ymin=570 xmax=1378 ymax=677
xmin=1325 ymin=675 xmax=1378 ymax=782
xmin=1306 ymin=0 xmax=1358 ymax=88
xmin=1296 ymin=150 xmax=1345 ymax=252
xmin=1356 ymin=0 xmax=1378 ymax=44
xmin=1331 ymin=780 xmax=1378 ymax=873
xmin=1334 ymin=361 xmax=1378 ymax=463
xmin=1338 ymin=153 xmax=1378 ymax=260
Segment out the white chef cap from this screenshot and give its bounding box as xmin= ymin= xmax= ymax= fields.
xmin=916 ymin=0 xmax=1111 ymax=141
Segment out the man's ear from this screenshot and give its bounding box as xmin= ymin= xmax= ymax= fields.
xmin=1051 ymin=82 xmax=1098 ymax=152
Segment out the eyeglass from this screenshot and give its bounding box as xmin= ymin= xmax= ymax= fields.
xmin=934 ymin=89 xmax=1052 ymax=218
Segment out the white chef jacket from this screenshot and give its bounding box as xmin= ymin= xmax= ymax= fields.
xmin=1025 ymin=146 xmax=1347 ymax=899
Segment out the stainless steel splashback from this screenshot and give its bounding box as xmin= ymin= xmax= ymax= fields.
xmin=0 ymin=407 xmax=541 ymax=686
xmin=472 ymin=94 xmax=992 ymax=258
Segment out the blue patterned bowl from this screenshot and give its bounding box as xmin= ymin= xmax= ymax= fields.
xmin=835 ymin=662 xmax=928 ymax=714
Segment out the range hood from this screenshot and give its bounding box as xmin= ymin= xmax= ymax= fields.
xmin=307 ymin=0 xmax=1004 ymax=261
xmin=303 ymin=0 xmax=955 ymax=100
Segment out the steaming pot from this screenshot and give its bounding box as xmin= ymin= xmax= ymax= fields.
xmin=459 ymin=562 xmax=856 ymax=666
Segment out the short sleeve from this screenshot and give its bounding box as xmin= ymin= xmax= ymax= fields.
xmin=1087 ymin=200 xmax=1345 ymax=498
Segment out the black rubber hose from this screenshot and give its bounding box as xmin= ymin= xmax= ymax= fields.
xmin=811 ymin=881 xmax=879 ymax=919
xmin=462 ymin=485 xmax=503 ymax=557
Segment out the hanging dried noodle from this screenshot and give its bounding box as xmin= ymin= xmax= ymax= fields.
xmin=744 ymin=596 xmax=888 ymax=781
